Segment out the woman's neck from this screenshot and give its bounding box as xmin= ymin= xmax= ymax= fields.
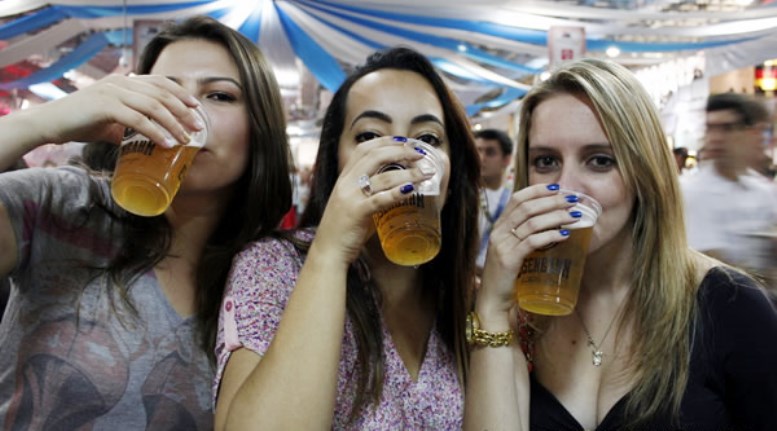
xmin=363 ymin=238 xmax=427 ymax=309
xmin=581 ymin=229 xmax=634 ymax=297
xmin=163 ymin=193 xmax=227 ymax=267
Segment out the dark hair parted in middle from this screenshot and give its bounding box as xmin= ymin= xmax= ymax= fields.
xmin=299 ymin=46 xmax=480 ymax=416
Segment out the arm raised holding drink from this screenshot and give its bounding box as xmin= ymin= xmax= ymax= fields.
xmin=0 ymin=74 xmax=202 ymax=171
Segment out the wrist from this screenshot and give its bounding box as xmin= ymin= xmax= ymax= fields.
xmin=306 ymin=239 xmax=351 ymax=273
xmin=466 ymin=310 xmax=514 ymax=349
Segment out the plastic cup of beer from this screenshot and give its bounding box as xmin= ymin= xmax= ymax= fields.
xmin=111 ymin=106 xmax=209 ymax=217
xmin=514 ymin=190 xmax=601 ymax=316
xmin=372 ymin=140 xmax=448 ymax=266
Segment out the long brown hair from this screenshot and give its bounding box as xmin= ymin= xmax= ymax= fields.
xmin=298 ymin=47 xmax=479 ymax=418
xmin=108 ymin=16 xmax=292 ymax=362
xmin=516 ymin=58 xmax=698 ymax=425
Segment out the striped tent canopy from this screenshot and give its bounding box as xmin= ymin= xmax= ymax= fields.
xmin=1 ymin=0 xmax=776 ymax=118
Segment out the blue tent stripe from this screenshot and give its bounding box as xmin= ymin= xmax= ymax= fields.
xmin=299 ymin=0 xmax=751 ymax=52
xmin=587 ymin=36 xmax=757 ymax=52
xmin=431 ymin=58 xmax=502 ymax=86
xmin=465 ymin=87 xmax=525 ymax=116
xmin=205 ymin=6 xmax=233 ymax=21
xmin=464 ymin=45 xmax=541 ymax=74
xmin=237 ymin=7 xmax=262 ymax=43
xmin=0 ymin=32 xmax=109 ymax=90
xmin=275 ymin=3 xmax=346 ymax=92
xmin=298 ymin=0 xmax=548 ymax=44
xmin=293 ymin=4 xmax=384 ymax=50
xmin=0 ymin=7 xmax=69 ymax=39
xmin=0 ymin=2 xmax=211 ymax=39
xmin=103 ymin=29 xmax=133 ymax=46
xmin=56 ymin=1 xmax=212 ymax=19
xmin=295 ymin=0 xmax=538 ymax=74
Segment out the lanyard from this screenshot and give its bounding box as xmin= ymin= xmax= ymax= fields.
xmin=479 ymin=187 xmax=511 ymax=255
xmin=482 ymin=187 xmax=511 ymax=224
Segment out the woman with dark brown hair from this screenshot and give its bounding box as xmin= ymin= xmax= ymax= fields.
xmin=214 ymin=47 xmax=480 ymax=429
xmin=0 ymin=16 xmax=291 ymax=429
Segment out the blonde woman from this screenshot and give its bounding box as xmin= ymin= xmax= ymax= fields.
xmin=464 ymin=58 xmax=777 ymax=430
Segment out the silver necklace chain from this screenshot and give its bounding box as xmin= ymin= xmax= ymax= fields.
xmin=575 ymin=308 xmax=620 ymax=367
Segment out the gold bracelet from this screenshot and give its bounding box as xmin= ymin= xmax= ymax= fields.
xmin=466 ymin=311 xmax=514 ymax=348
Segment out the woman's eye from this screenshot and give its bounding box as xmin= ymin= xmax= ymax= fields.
xmin=415 ymin=134 xmax=442 ymax=146
xmin=532 ymin=155 xmax=558 ymax=172
xmin=355 ymin=131 xmax=381 ymax=143
xmin=588 ymin=155 xmax=616 ymax=170
xmin=207 ymin=92 xmax=236 ymax=102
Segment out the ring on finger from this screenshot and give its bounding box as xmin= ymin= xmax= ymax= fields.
xmin=510 ymin=226 xmax=524 ymax=241
xmin=358 ymin=174 xmax=372 ymax=196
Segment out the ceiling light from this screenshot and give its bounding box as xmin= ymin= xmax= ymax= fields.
xmin=606 ymin=46 xmax=621 ymax=58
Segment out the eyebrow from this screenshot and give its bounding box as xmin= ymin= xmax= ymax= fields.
xmin=528 ymin=143 xmax=612 ymax=152
xmin=167 ymin=76 xmax=243 ymax=90
xmin=349 ymin=110 xmax=444 ymax=129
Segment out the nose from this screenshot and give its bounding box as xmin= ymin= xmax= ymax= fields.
xmin=555 ymin=166 xmax=586 ymax=194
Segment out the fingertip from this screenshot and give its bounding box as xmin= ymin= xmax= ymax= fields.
xmin=186 ymin=96 xmax=200 ymax=107
xmin=165 ymin=137 xmax=181 ymax=149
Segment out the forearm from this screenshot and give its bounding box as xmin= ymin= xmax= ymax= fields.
xmin=463 ymin=307 xmax=529 ymax=431
xmin=224 ymin=245 xmax=350 ymax=430
xmin=0 ymin=108 xmax=50 ymax=171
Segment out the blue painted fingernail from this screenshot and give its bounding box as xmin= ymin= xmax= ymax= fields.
xmin=400 ymin=183 xmax=414 ymax=194
xmin=560 ymin=229 xmax=570 ymax=236
xmin=570 ymin=210 xmax=583 ymax=218
xmin=393 ymin=136 xmax=408 ymax=142
xmin=566 ymin=195 xmax=579 ymax=203
xmin=547 ymin=184 xmax=560 ymax=191
xmin=414 ymin=146 xmax=427 ymax=155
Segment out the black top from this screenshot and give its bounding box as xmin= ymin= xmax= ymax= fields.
xmin=530 ymin=267 xmax=777 ymax=431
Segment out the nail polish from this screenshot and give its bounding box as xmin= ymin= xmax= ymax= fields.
xmin=414 ymin=146 xmax=427 ymax=155
xmin=570 ymin=210 xmax=583 ymax=218
xmin=393 ymin=136 xmax=408 ymax=142
xmin=566 ymin=195 xmax=579 ymax=203
xmin=547 ymin=184 xmax=560 ymax=191
xmin=560 ymin=229 xmax=570 ymax=236
xmin=400 ymin=184 xmax=414 ymax=194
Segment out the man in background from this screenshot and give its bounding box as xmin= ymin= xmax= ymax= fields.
xmin=475 ymin=129 xmax=513 ymax=275
xmin=673 ymin=147 xmax=689 ymax=175
xmin=682 ymin=93 xmax=777 ymax=300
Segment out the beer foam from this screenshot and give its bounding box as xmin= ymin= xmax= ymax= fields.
xmin=561 ymin=194 xmax=601 ymax=229
xmin=409 ymin=140 xmax=447 ymax=196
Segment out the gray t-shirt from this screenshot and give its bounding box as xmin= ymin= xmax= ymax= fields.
xmin=0 ymin=166 xmax=213 ymax=430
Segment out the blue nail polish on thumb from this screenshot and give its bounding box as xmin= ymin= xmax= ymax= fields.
xmin=393 ymin=136 xmax=408 ymax=142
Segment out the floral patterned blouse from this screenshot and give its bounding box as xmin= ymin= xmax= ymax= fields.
xmin=213 ymin=231 xmax=463 ymax=430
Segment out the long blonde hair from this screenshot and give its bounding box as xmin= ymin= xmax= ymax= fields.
xmin=516 ymin=58 xmax=699 ymax=424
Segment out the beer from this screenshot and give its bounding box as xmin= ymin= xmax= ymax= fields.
xmin=371 ymin=140 xmax=447 ymax=266
xmin=514 ymin=226 xmax=593 ymax=315
xmin=111 ymin=144 xmax=200 ymax=216
xmin=514 ymin=190 xmax=601 ymax=316
xmin=111 ymin=106 xmax=208 ymax=217
xmin=374 ymin=193 xmax=441 ymax=266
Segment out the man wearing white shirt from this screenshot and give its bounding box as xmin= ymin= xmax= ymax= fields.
xmin=682 ymin=93 xmax=777 ymax=298
xmin=474 ymin=129 xmax=513 ymax=274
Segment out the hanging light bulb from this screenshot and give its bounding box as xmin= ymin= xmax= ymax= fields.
xmin=606 ymin=46 xmax=621 ymax=58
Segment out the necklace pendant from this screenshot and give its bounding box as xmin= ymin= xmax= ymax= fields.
xmin=592 ymin=350 xmax=603 ymax=367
